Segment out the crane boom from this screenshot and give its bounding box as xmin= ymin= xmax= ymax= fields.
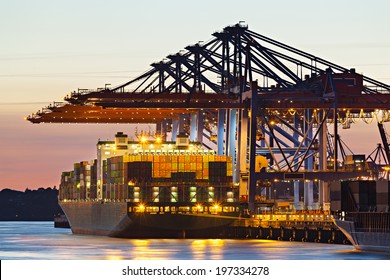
xmin=378 ymin=123 xmax=390 ymax=164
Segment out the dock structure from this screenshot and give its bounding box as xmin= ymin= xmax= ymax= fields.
xmin=28 ymin=22 xmax=390 ymax=213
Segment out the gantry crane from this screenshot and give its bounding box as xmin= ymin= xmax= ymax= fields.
xmin=27 ymin=23 xmax=390 ymax=211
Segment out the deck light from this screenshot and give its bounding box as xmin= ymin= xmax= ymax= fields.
xmin=140 ymin=136 xmax=147 ymax=143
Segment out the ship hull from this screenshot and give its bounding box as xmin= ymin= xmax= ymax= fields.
xmin=60 ymin=201 xmax=240 ymax=238
xmin=60 ymin=201 xmax=132 ymax=237
xmin=334 ymin=217 xmax=390 ymax=253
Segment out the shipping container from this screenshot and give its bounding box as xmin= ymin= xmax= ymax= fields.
xmin=377 ymin=180 xmax=388 ymax=193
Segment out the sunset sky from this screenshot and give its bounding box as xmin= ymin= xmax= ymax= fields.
xmin=1 ymin=0 xmax=389 ymax=191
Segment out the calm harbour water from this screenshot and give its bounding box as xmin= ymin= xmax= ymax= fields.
xmin=1 ymin=221 xmax=389 ymax=260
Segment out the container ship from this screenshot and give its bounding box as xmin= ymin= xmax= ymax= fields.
xmin=59 ymin=132 xmax=246 ymax=238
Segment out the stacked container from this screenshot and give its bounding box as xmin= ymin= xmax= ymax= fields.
xmin=347 ymin=181 xmax=376 ymax=212
xmin=79 ymin=161 xmax=91 ymax=200
xmin=59 ymin=171 xmax=73 ymax=200
xmin=126 ymin=161 xmax=153 ymax=202
xmin=90 ymin=159 xmax=98 ymax=199
xmin=102 ymin=159 xmax=108 ymax=199
xmin=376 ymin=180 xmax=390 ymax=212
xmin=329 ymin=181 xmax=342 ymax=211
xmin=330 ymin=180 xmax=388 ymax=212
xmin=74 ymin=163 xmax=81 ymax=200
xmin=60 ymin=152 xmax=236 ymax=203
xmin=122 ymin=154 xmax=232 ymax=181
xmin=105 ymin=155 xmax=126 ymax=200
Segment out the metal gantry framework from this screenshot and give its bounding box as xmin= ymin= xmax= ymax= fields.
xmin=28 ymin=23 xmax=390 ymax=211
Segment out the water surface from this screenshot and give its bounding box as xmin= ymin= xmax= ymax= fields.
xmin=1 ymin=222 xmax=389 ymax=260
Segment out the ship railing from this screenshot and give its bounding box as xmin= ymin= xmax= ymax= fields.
xmin=253 ymin=212 xmax=333 ymax=222
xmin=60 ymin=198 xmax=131 ymax=203
xmin=338 ymin=216 xmax=355 ymax=222
xmin=128 ymin=203 xmax=241 ymax=215
xmin=354 ymin=227 xmax=390 ymax=233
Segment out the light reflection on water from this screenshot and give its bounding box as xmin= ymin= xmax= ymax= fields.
xmin=0 ymin=222 xmax=389 ymax=260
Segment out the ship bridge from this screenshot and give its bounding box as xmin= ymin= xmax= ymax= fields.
xmin=28 ymin=22 xmax=390 ymax=211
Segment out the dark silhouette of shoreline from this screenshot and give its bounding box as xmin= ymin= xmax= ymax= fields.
xmin=0 ymin=187 xmax=62 ymax=221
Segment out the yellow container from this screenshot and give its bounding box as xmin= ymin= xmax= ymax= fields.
xmin=190 ymin=163 xmax=196 ymax=171
xmin=227 ymin=163 xmax=233 ymax=174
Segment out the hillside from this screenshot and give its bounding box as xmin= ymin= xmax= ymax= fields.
xmin=0 ymin=187 xmax=62 ymax=221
